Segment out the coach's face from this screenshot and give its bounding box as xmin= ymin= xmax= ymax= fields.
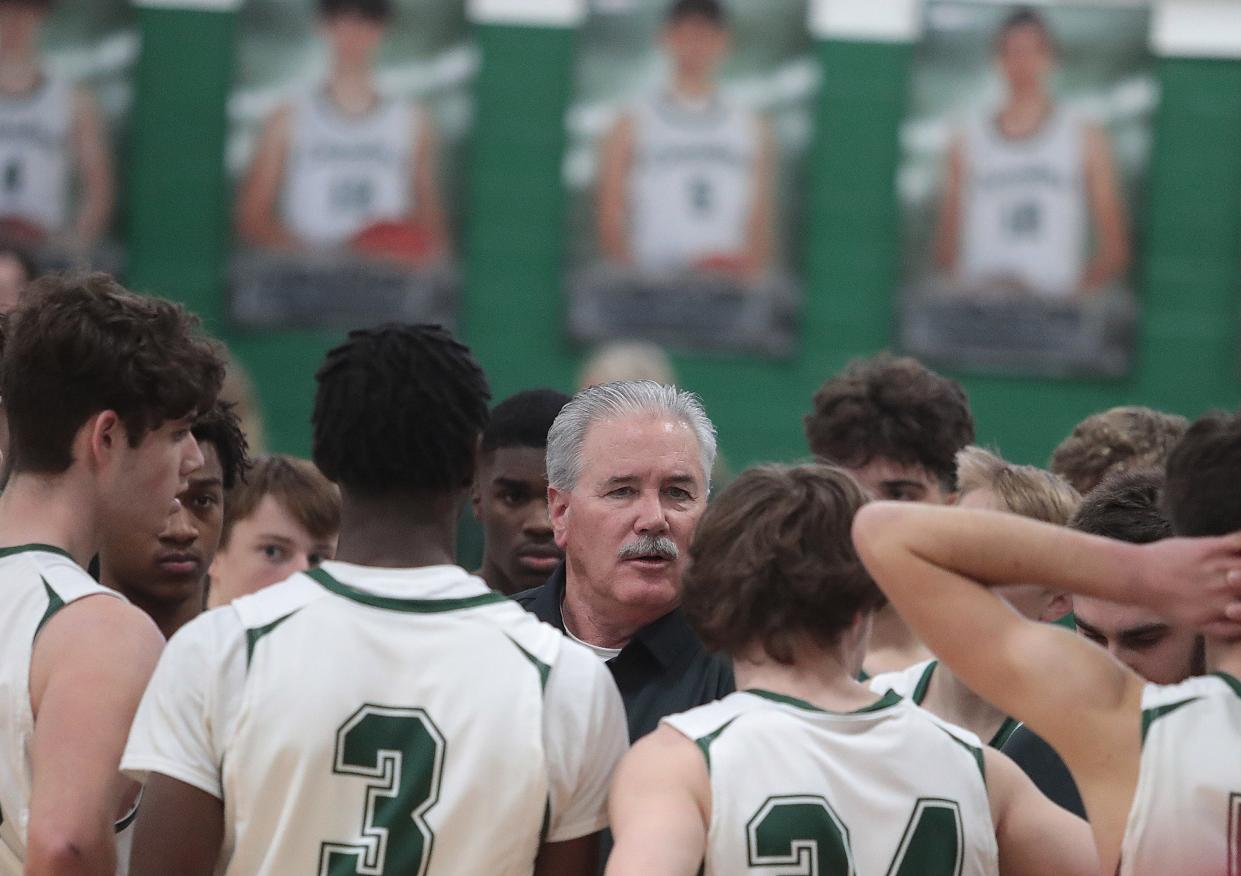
xmin=550 ymin=414 xmax=707 ymax=623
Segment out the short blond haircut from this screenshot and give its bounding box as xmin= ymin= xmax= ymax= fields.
xmin=956 ymin=446 xmax=1080 ymax=525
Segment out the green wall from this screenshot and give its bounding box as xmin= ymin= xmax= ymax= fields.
xmin=126 ymin=13 xmax=1241 ymax=468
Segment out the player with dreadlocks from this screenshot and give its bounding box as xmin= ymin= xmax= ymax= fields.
xmin=123 ymin=324 xmax=628 ymax=876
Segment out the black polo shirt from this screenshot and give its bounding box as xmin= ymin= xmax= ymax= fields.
xmin=512 ymin=565 xmax=735 ymax=742
xmin=1000 ymin=723 xmax=1086 ymax=818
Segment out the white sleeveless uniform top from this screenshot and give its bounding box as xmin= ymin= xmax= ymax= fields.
xmin=628 ymin=92 xmax=759 ymax=273
xmin=868 ymin=659 xmax=1020 ymax=749
xmin=0 ymin=77 xmax=73 ymax=233
xmin=280 ymin=89 xmax=416 ymax=246
xmin=0 ymin=545 xmax=128 ymax=876
xmin=663 ymin=689 xmax=1000 ymax=876
xmin=1119 ymin=673 xmax=1241 ymax=876
xmin=958 ymin=108 xmax=1089 ymax=298
xmin=123 ymin=561 xmax=627 ymax=876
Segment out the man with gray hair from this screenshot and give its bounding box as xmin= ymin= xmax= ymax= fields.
xmin=514 ymin=380 xmax=734 ymax=745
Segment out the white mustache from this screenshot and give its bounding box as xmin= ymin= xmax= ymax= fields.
xmin=617 ymin=534 xmax=679 ymax=561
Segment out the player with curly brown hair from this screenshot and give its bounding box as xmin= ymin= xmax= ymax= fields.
xmin=1049 ymin=405 xmax=1187 ymax=495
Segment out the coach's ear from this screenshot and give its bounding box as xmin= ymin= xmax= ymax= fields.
xmin=548 ymin=485 xmax=570 ymax=550
xmin=1041 ymin=592 xmax=1073 ymax=624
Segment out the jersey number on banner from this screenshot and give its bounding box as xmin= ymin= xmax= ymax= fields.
xmin=746 ymin=795 xmax=964 ymax=876
xmin=319 ymin=705 xmax=445 ymax=876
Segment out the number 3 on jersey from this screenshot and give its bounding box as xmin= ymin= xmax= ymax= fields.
xmin=747 ymin=795 xmax=963 ymax=875
xmin=319 ymin=705 xmax=445 ymax=876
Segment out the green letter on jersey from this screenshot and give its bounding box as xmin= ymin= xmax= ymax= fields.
xmin=746 ymin=795 xmax=963 ymax=876
xmin=319 ymin=705 xmax=445 ymax=876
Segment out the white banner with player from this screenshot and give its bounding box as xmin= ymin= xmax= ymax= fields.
xmin=897 ymin=0 xmax=1153 ymax=378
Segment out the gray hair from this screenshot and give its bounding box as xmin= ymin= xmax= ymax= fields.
xmin=546 ymin=380 xmax=717 ymax=491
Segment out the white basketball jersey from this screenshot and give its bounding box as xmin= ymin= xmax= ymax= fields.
xmin=868 ymin=660 xmax=1019 ymax=749
xmin=959 ymin=108 xmax=1088 ymax=298
xmin=663 ymin=689 xmax=999 ymax=876
xmin=281 ymin=90 xmax=415 ymax=246
xmin=123 ymin=561 xmax=626 ymax=876
xmin=0 ymin=78 xmax=73 ymax=233
xmin=628 ymin=93 xmax=759 ymax=273
xmin=0 ymin=545 xmax=126 ymax=875
xmin=1119 ymin=673 xmax=1241 ymax=876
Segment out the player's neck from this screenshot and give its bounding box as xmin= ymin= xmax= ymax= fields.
xmin=734 ymin=643 xmax=877 ymax=713
xmin=1205 ymin=639 xmax=1241 ymax=682
xmin=326 ymin=67 xmax=379 ymax=116
xmin=108 ymin=581 xmax=204 ymax=640
xmin=476 ymin=555 xmax=517 ymax=597
xmin=998 ymin=92 xmax=1052 ymax=138
xmin=332 ymin=491 xmax=459 ymax=570
xmin=864 ymin=605 xmax=931 ymax=676
xmin=0 ymin=471 xmax=97 ymax=569
xmin=670 ymin=73 xmax=716 ymax=104
xmin=924 ymin=663 xmax=1009 ymax=740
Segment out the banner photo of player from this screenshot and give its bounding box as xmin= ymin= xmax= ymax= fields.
xmin=564 ymin=0 xmax=813 ymax=358
xmin=898 ymin=1 xmax=1152 ymax=378
xmin=0 ymin=0 xmax=130 ymax=286
xmin=227 ymin=0 xmax=469 ymax=330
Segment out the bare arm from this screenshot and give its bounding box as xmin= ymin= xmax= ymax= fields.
xmin=409 ymin=105 xmax=450 ymax=261
xmin=235 ymin=106 xmax=298 ymax=249
xmin=1079 ymin=124 xmax=1130 ymax=291
xmin=596 ymin=114 xmax=635 ymax=266
xmin=852 ymin=503 xmax=1241 ymax=872
xmin=534 ymin=834 xmax=600 ymax=876
xmin=128 ymin=775 xmax=222 ymax=876
xmin=742 ymin=116 xmax=776 ymax=277
xmin=26 ymin=596 xmax=163 ymax=876
xmin=69 ymin=87 xmax=115 ymax=244
xmin=604 ymin=726 xmax=708 ymax=876
xmin=932 ymin=134 xmax=965 ymax=274
xmin=984 ymin=748 xmax=1098 ymax=876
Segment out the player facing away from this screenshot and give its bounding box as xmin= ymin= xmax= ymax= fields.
xmin=235 ymin=0 xmax=449 ymax=264
xmin=606 ymin=463 xmax=1096 ymax=876
xmin=596 ymin=0 xmax=774 ymax=281
xmin=933 ymin=8 xmax=1129 ymax=298
xmin=0 ymin=273 xmax=223 ymax=875
xmin=0 ymin=0 xmax=114 ymax=245
xmin=853 ymin=408 xmax=1241 ymax=876
xmin=123 ymin=324 xmax=629 ymax=876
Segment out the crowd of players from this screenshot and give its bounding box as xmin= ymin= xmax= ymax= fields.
xmin=0 ymin=270 xmax=1237 ymax=876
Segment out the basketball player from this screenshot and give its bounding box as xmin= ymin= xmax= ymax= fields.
xmin=1050 ymin=406 xmax=1187 ymax=495
xmin=0 ymin=0 xmax=114 ymax=244
xmin=473 ymin=389 xmax=569 ymax=596
xmin=853 ymin=409 xmax=1241 ymax=876
xmin=99 ymin=403 xmax=250 ymax=639
xmin=596 ymin=0 xmax=774 ymax=280
xmin=868 ymin=446 xmax=1078 ymax=748
xmin=235 ymin=0 xmax=449 ymax=262
xmin=933 ymin=8 xmax=1129 ymax=298
xmin=606 ymin=464 xmax=1095 ymax=876
xmin=0 ymin=273 xmax=223 ymax=875
xmin=123 ymin=324 xmax=628 ymax=876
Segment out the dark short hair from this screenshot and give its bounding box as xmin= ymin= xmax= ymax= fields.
xmin=1070 ymin=469 xmax=1171 ymax=545
xmin=995 ymin=7 xmax=1056 ymax=53
xmin=804 ymin=354 xmax=974 ymax=490
xmin=318 ymin=0 xmax=391 ymax=21
xmin=193 ymin=402 xmax=251 ymax=491
xmin=667 ymin=0 xmax=726 ymax=26
xmin=480 ymin=389 xmax=571 ymax=454
xmin=312 ymin=323 xmax=490 ymax=496
xmin=1164 ymin=410 xmax=1241 ymax=538
xmin=1051 ymin=406 xmax=1188 ymax=495
xmin=683 ymin=463 xmax=880 ymax=664
xmin=220 ymin=454 xmax=340 ymax=547
xmin=3 ymin=273 xmax=224 ymax=475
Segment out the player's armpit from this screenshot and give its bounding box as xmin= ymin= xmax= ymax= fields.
xmin=604 ymin=726 xmax=708 ymax=876
xmin=534 ymin=833 xmax=600 ymax=876
xmin=26 ymin=595 xmax=164 ymax=876
xmin=128 ymin=774 xmax=224 ymax=876
xmin=596 ymin=114 xmax=636 ymax=266
xmin=985 ymin=748 xmax=1101 ymax=876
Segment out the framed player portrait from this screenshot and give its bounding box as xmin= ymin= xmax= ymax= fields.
xmin=897 ymin=0 xmax=1154 ymax=378
xmin=563 ymin=0 xmax=814 ymax=358
xmin=0 ymin=0 xmax=132 ymax=278
xmin=225 ymin=0 xmax=471 ymax=330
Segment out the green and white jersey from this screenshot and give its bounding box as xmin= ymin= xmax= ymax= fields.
xmin=663 ymin=689 xmax=999 ymax=876
xmin=122 ymin=561 xmax=626 ymax=876
xmin=0 ymin=545 xmax=127 ymax=876
xmin=1119 ymin=673 xmax=1241 ymax=876
xmin=868 ymin=659 xmax=1019 ymax=749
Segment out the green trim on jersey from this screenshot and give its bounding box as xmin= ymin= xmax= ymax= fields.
xmin=1141 ymin=696 xmax=1200 ymax=743
xmin=989 ymin=717 xmax=1020 ymax=750
xmin=694 ymin=717 xmax=739 ymax=774
xmin=746 ymin=687 xmax=903 ymax=716
xmin=33 ymin=578 xmax=65 ymax=642
xmin=912 ymin=661 xmax=937 ymax=705
xmin=1214 ymin=672 xmax=1241 ymax=699
xmin=114 ymin=799 xmax=140 ymax=833
xmin=505 ymin=636 xmax=552 ymax=691
xmin=308 ymin=567 xmax=509 ymax=613
xmin=0 ymin=543 xmax=74 ymax=561
xmin=937 ymin=727 xmax=986 ymax=785
xmin=245 ymin=610 xmax=300 ymax=668
xmin=911 ymin=662 xmax=1017 ymax=749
